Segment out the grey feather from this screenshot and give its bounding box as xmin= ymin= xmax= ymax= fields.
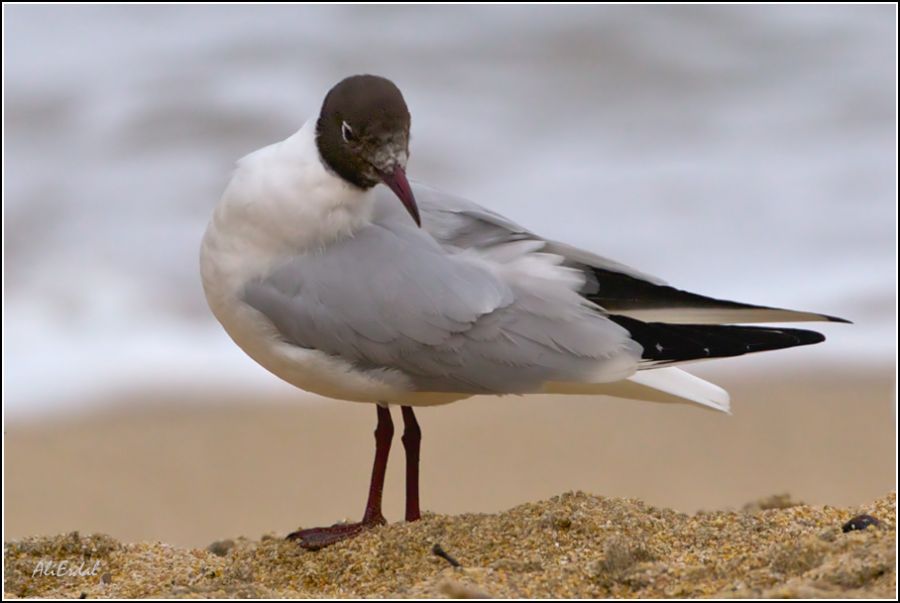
xmin=411 ymin=183 xmax=846 ymax=325
xmin=243 ymin=191 xmax=641 ymax=394
xmin=243 ymin=182 xmax=843 ymax=396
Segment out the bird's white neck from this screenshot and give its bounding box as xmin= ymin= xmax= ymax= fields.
xmin=212 ymin=119 xmax=377 ymax=255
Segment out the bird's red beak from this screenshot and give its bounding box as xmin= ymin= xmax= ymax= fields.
xmin=379 ymin=165 xmax=421 ymax=227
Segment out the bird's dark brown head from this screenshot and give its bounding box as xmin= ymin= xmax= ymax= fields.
xmin=316 ymin=75 xmax=419 ymax=226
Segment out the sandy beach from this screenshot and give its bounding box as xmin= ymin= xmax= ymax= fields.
xmin=5 ymin=367 xmax=895 ymax=548
xmin=4 ymin=492 xmax=895 ymax=598
xmin=4 ymin=366 xmax=896 ymax=597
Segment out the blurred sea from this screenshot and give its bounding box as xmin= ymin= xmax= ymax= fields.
xmin=4 ymin=5 xmax=896 ymax=418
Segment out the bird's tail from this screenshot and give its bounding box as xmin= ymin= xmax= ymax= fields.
xmin=544 ymin=367 xmax=730 ymax=413
xmin=545 ymin=309 xmax=834 ymax=412
xmin=545 ymin=309 xmax=833 ymax=413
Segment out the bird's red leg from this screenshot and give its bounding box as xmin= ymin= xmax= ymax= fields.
xmin=401 ymin=406 xmax=421 ymax=522
xmin=287 ymin=405 xmax=393 ymax=549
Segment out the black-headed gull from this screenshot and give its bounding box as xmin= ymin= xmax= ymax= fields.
xmin=200 ymin=74 xmax=847 ymax=549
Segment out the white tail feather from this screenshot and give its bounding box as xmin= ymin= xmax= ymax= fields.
xmin=544 ymin=367 xmax=731 ymax=413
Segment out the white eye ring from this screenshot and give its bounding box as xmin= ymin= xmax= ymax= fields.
xmin=341 ymin=121 xmax=354 ymax=143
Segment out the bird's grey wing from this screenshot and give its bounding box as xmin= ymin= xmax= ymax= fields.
xmin=243 ymin=220 xmax=640 ymax=394
xmin=409 ymin=183 xmax=845 ymax=325
xmin=409 ymin=183 xmax=663 ymax=281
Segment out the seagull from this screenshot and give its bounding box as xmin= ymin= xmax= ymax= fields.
xmin=200 ymin=74 xmax=848 ymax=550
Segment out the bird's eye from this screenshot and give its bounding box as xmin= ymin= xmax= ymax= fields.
xmin=341 ymin=121 xmax=355 ymax=143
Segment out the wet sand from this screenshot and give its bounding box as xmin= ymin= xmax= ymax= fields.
xmin=5 ymin=368 xmax=895 ymax=550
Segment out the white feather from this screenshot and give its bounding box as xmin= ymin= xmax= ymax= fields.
xmin=544 ymin=367 xmax=731 ymax=414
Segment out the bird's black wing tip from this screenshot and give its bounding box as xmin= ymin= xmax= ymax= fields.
xmin=797 ymin=329 xmax=826 ymax=345
xmin=609 ymin=315 xmax=830 ymax=363
xmin=824 ymin=314 xmax=853 ymax=324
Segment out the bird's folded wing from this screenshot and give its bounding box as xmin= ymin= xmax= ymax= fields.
xmin=243 ymin=218 xmax=641 ymax=395
xmin=412 ymin=184 xmax=846 ymax=325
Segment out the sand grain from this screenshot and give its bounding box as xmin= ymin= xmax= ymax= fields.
xmin=5 ymin=492 xmax=895 ymax=598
